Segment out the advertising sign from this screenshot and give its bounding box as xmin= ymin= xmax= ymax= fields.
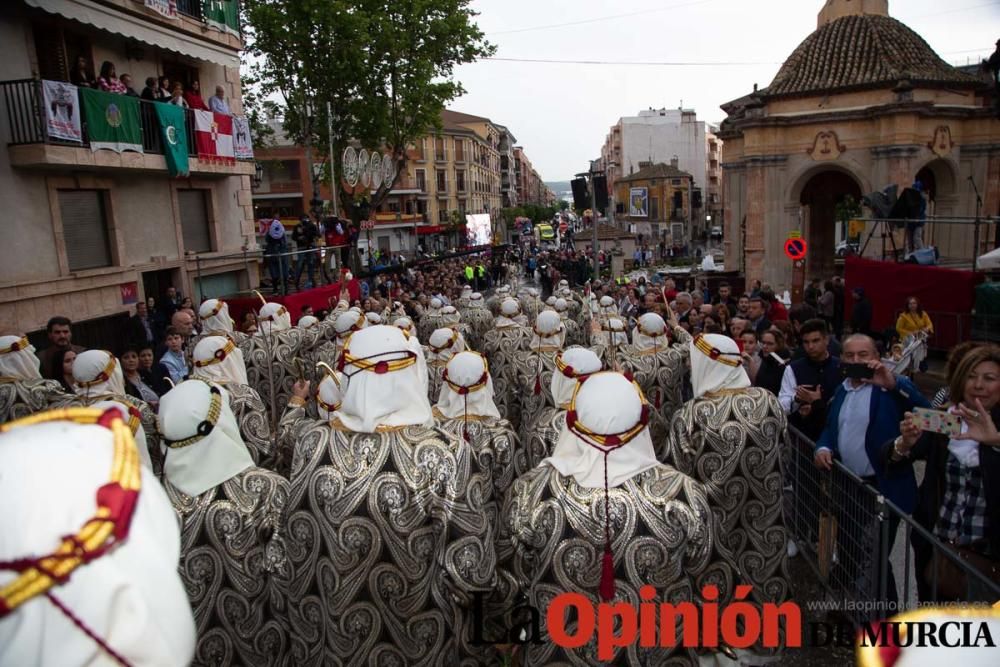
xmin=629 ymin=187 xmax=648 ymax=218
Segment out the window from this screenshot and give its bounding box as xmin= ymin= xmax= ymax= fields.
xmin=178 ymin=189 xmax=212 ymax=253
xmin=269 ymin=160 xmax=300 ymax=183
xmin=455 ymin=139 xmax=465 ymax=162
xmin=438 ymin=202 xmax=449 ymax=223
xmin=650 ymin=197 xmax=659 ymax=220
xmin=458 ymin=199 xmax=467 ymax=215
xmin=436 ymin=169 xmax=447 ymax=193
xmin=387 ymin=201 xmax=400 ymax=213
xmin=33 ymin=20 xmax=91 ymax=83
xmin=435 ymin=137 xmax=446 ymax=161
xmin=414 ymin=139 xmax=425 ymax=161
xmin=416 ymin=200 xmax=428 ymax=217
xmin=415 ymin=169 xmax=426 ymax=192
xmin=59 ymin=190 xmax=111 ymax=271
xmin=456 ymin=169 xmax=466 ymax=192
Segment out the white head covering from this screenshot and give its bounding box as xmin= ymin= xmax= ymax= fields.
xmin=546 ymin=296 xmax=558 ymax=307
xmin=158 ymin=381 xmax=254 ymax=497
xmin=0 ymin=335 xmax=41 ymax=380
xmin=393 ymin=317 xmax=415 ymax=337
xmin=496 ymin=298 xmax=522 ymax=328
xmin=469 ymin=293 xmax=485 ymax=308
xmin=257 ymin=302 xmax=291 ymax=333
xmin=632 ymin=313 xmax=668 ymax=353
xmin=439 ymin=306 xmax=461 ymax=327
xmin=428 ymin=297 xmax=443 ymax=313
xmin=92 ymin=399 xmax=153 ymax=471
xmin=365 ymin=311 xmax=383 ymax=325
xmin=530 ymin=310 xmax=565 ymax=350
xmin=598 ymin=295 xmax=618 ymax=320
xmin=496 ymin=285 xmax=511 ymax=296
xmin=0 ymin=410 xmax=196 ymax=666
xmin=334 ymin=325 xmax=433 ymax=432
xmin=689 ymin=333 xmax=751 ymax=399
xmin=436 ymin=351 xmax=501 ymax=426
xmin=545 ymin=372 xmax=658 ymax=488
xmin=334 ymin=310 xmax=366 ymax=339
xmin=461 ymin=286 xmax=472 ymax=297
xmin=426 ymin=327 xmax=466 ymax=365
xmin=602 ymin=317 xmax=629 ymax=346
xmin=315 ymin=371 xmax=345 ymax=421
xmin=558 ymin=279 xmax=569 ymax=289
xmin=191 ymin=336 xmax=248 ymax=386
xmin=298 ymin=315 xmax=319 ymax=329
xmin=554 ymin=298 xmax=569 ymax=319
xmin=551 ymin=347 xmax=602 ymax=409
xmin=73 ymin=350 xmax=125 ymax=397
xmin=198 ymin=299 xmax=234 ymax=334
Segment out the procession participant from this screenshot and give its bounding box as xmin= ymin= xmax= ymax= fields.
xmin=69 ymin=349 xmax=161 ymax=473
xmin=665 ymin=333 xmax=791 ymax=643
xmin=193 ymin=298 xmax=247 ymax=348
xmin=512 ymin=310 xmax=566 ymax=446
xmin=591 ymin=315 xmax=630 ymax=369
xmin=283 ymin=326 xmax=496 ymax=665
xmin=0 ymin=334 xmax=70 ymax=424
xmin=364 ymin=311 xmax=383 ymax=326
xmin=424 ymin=327 xmax=467 ymax=404
xmin=433 ymin=351 xmax=522 ymax=494
xmin=191 ymin=336 xmax=276 ymax=471
xmin=618 ymin=310 xmax=693 ymax=454
xmin=438 ymin=305 xmax=472 ymax=344
xmin=520 ymin=346 xmax=602 ymax=470
xmin=461 ymin=292 xmax=493 ymax=350
xmin=485 ymin=284 xmax=511 ymax=316
xmin=503 ymin=372 xmax=723 ymax=665
xmin=392 ymin=315 xmax=416 ymax=338
xmin=243 ymin=299 xmax=309 ymax=420
xmin=417 ymin=296 xmax=445 ymax=341
xmin=456 ymin=284 xmax=473 ymax=308
xmin=518 ymin=286 xmax=543 ymax=321
xmin=554 ymin=297 xmax=585 ymax=347
xmin=158 ymin=380 xmax=291 ymax=666
xmin=297 ymin=315 xmax=320 ymax=330
xmin=91 ymin=399 xmax=154 ymax=470
xmin=0 ymin=407 xmax=196 ymax=666
xmin=483 ymin=297 xmax=529 ymax=427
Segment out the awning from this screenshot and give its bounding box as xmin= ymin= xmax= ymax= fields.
xmin=979 ymin=247 xmax=1000 ymax=271
xmin=252 ymin=192 xmax=303 ymax=200
xmin=25 ymin=0 xmax=240 ymax=67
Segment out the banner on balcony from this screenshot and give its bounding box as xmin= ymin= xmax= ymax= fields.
xmin=204 ymin=0 xmax=240 ymax=36
xmin=80 ymin=88 xmax=142 ymax=153
xmin=232 ymin=116 xmax=253 ymax=159
xmin=153 ymin=102 xmax=190 ymax=177
xmin=42 ymin=80 xmax=82 ymax=143
xmin=144 ymin=0 xmax=178 ymax=19
xmin=194 ymin=110 xmax=235 ymax=165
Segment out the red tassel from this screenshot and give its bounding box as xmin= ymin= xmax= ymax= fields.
xmin=654 ymin=390 xmax=661 ymax=409
xmin=534 ymin=375 xmax=541 ymax=395
xmin=599 ymin=545 xmax=615 ymax=601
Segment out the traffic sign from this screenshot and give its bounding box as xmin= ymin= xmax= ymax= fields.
xmin=784 ymin=237 xmax=807 ymax=261
xmin=787 ymin=230 xmax=802 ymax=240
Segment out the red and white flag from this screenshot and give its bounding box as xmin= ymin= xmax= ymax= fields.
xmin=194 ymin=110 xmax=234 ymax=165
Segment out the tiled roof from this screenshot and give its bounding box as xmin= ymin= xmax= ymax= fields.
xmin=761 ymin=14 xmax=980 ymax=99
xmin=618 ymin=163 xmax=693 ymax=182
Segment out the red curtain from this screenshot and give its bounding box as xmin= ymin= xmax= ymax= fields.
xmin=224 ymin=279 xmax=361 ymax=331
xmin=844 ymin=257 xmax=982 ymax=348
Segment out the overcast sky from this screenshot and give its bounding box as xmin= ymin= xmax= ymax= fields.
xmin=449 ymin=0 xmax=1000 ymax=181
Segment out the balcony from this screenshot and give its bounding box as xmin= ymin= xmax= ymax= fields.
xmin=1 ymin=79 xmax=253 ymax=176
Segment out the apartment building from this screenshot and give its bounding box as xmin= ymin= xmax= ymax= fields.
xmin=0 ymin=0 xmax=254 ymax=345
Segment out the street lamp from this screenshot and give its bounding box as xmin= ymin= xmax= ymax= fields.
xmin=252 ymin=161 xmax=263 ymax=189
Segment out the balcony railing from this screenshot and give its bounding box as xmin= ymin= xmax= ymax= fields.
xmin=1 ymin=78 xmax=250 ymax=164
xmin=176 ymin=0 xmax=203 ymax=20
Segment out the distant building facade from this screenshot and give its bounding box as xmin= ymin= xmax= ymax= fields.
xmin=614 ymin=160 xmax=694 ymax=248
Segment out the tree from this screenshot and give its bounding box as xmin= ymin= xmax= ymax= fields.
xmin=242 ymin=0 xmax=494 ymax=270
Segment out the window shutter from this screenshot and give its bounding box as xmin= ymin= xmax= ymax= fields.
xmin=33 ymin=23 xmax=68 ymax=82
xmin=178 ymin=189 xmax=211 ymax=253
xmin=59 ymin=190 xmax=111 ymax=271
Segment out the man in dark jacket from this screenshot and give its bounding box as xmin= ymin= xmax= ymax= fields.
xmin=126 ymin=302 xmax=156 ymax=349
xmin=779 ymin=319 xmax=841 ymax=441
xmin=292 ymin=215 xmax=320 ymax=290
xmin=850 ymin=287 xmax=873 ymax=337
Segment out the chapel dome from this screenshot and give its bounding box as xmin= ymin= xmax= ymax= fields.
xmin=761 ymin=12 xmax=980 ymax=99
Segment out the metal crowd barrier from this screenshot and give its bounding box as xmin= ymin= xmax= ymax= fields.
xmin=784 ymin=426 xmax=1000 ymax=626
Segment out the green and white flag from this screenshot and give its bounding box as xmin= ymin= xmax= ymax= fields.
xmin=204 ymin=0 xmax=240 ymax=36
xmin=153 ymin=102 xmax=190 ymax=177
xmin=80 ymin=88 xmax=142 ymax=153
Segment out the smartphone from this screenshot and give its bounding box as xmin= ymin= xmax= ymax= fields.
xmin=912 ymin=407 xmax=963 ymax=437
xmin=841 ymin=363 xmax=875 ymax=381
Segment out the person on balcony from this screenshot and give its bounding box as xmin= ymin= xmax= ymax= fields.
xmin=120 ymin=73 xmax=139 ymax=97
xmin=157 ymin=76 xmax=172 ymax=102
xmin=208 ymin=85 xmax=231 ymax=115
xmin=140 ymin=76 xmax=158 ymax=101
xmin=97 ymin=61 xmax=127 ymax=94
xmin=69 ymin=54 xmax=95 ymax=88
xmin=183 ymin=80 xmax=208 ymax=110
xmin=168 ymin=83 xmax=189 ymax=109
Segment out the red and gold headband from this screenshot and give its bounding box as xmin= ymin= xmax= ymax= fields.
xmin=428 ymin=329 xmax=459 ymax=354
xmin=259 ymin=305 xmax=288 ymax=322
xmin=336 ymin=311 xmax=366 ymax=337
xmin=555 ymin=352 xmax=596 ymax=381
xmin=200 ymin=300 xmax=224 ymax=320
xmin=194 ymin=338 xmax=237 ymax=368
xmin=565 ymin=378 xmax=650 ymax=449
xmin=442 ymin=354 xmax=490 ymax=395
xmin=693 ymin=334 xmax=742 ymax=368
xmin=339 ymin=334 xmax=418 ymax=376
xmin=74 ymin=353 xmax=117 ymax=389
xmin=0 ymin=336 xmax=29 ymax=354
xmin=0 ymin=407 xmax=141 ymax=617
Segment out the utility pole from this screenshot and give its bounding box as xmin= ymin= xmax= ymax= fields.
xmin=590 ymin=168 xmax=599 ymax=281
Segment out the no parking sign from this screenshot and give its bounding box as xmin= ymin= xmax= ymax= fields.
xmin=784 ymin=237 xmax=807 ymax=261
